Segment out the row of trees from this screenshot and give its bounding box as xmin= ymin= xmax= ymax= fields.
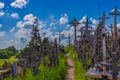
xmin=0 ymin=46 xmax=18 ymax=59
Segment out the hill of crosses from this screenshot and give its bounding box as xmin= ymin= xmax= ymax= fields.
xmin=0 ymin=0 xmax=120 ymax=80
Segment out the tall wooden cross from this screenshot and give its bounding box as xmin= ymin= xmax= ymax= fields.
xmin=70 ymin=17 xmax=81 ymax=46
xmin=109 ymin=7 xmax=120 ymax=40
xmin=82 ymin=17 xmax=92 ymax=36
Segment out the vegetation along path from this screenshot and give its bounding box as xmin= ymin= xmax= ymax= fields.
xmin=66 ymin=53 xmax=74 ymax=80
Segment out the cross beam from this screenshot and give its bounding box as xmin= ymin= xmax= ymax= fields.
xmin=99 ymin=12 xmax=109 ymax=27
xmin=109 ymin=7 xmax=120 ymax=40
xmin=83 ymin=17 xmax=92 ymax=35
xmin=70 ymin=17 xmax=81 ymax=46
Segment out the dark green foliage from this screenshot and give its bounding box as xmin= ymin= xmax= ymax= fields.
xmin=0 ymin=46 xmax=18 ymax=59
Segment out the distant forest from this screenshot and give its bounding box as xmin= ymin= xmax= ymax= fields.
xmin=0 ymin=46 xmax=20 ymax=59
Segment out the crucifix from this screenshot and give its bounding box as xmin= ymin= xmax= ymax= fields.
xmin=70 ymin=17 xmax=81 ymax=46
xmin=109 ymin=7 xmax=120 ymax=40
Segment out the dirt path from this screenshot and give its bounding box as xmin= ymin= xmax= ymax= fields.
xmin=66 ymin=54 xmax=74 ymax=80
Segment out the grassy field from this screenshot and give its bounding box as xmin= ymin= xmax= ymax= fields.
xmin=0 ymin=56 xmax=18 ymax=66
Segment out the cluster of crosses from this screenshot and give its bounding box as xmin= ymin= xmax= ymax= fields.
xmin=70 ymin=17 xmax=93 ymax=69
xmin=19 ymin=18 xmax=65 ymax=76
xmin=0 ymin=17 xmax=66 ymax=79
xmin=69 ymin=7 xmax=120 ymax=80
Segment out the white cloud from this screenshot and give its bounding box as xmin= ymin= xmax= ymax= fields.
xmin=11 ymin=13 xmax=19 ymax=19
xmin=16 ymin=14 xmax=39 ymax=28
xmin=10 ymin=27 xmax=15 ymax=32
xmin=15 ymin=28 xmax=30 ymax=39
xmin=117 ymin=23 xmax=120 ymax=30
xmin=50 ymin=22 xmax=54 ymax=27
xmin=79 ymin=16 xmax=87 ymax=23
xmin=0 ymin=11 xmax=4 ymax=17
xmin=0 ymin=31 xmax=5 ymax=37
xmin=23 ymin=14 xmax=38 ymax=26
xmin=90 ymin=18 xmax=99 ymax=25
xmin=10 ymin=0 xmax=28 ymax=9
xmin=0 ymin=24 xmax=2 ymax=28
xmin=0 ymin=2 xmax=4 ymax=9
xmin=16 ymin=21 xmax=24 ymax=28
xmin=65 ymin=24 xmax=70 ymax=29
xmin=15 ymin=14 xmax=43 ymax=45
xmin=59 ymin=13 xmax=68 ymax=25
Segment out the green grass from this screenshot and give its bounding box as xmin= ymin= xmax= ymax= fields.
xmin=2 ymin=53 xmax=67 ymax=80
xmin=0 ymin=56 xmax=18 ymax=66
xmin=65 ymin=47 xmax=91 ymax=80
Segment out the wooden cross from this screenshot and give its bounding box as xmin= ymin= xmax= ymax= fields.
xmin=109 ymin=24 xmax=113 ymax=36
xmin=99 ymin=12 xmax=109 ymax=27
xmin=109 ymin=7 xmax=120 ymax=40
xmin=70 ymin=17 xmax=81 ymax=46
xmin=101 ymin=52 xmax=120 ymax=80
xmin=82 ymin=17 xmax=92 ymax=36
xmin=56 ymin=31 xmax=62 ymax=49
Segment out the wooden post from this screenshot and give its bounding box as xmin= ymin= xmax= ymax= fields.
xmin=102 ymin=28 xmax=106 ymax=75
xmin=68 ymin=32 xmax=71 ymax=47
xmin=109 ymin=24 xmax=113 ymax=36
xmin=56 ymin=31 xmax=61 ymax=49
xmin=83 ymin=17 xmax=92 ymax=36
xmin=70 ymin=17 xmax=80 ymax=46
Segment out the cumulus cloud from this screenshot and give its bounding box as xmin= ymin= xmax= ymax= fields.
xmin=15 ymin=14 xmax=45 ymax=45
xmin=16 ymin=14 xmax=39 ymax=29
xmin=90 ymin=18 xmax=99 ymax=25
xmin=0 ymin=2 xmax=4 ymax=9
xmin=0 ymin=11 xmax=4 ymax=17
xmin=90 ymin=18 xmax=99 ymax=30
xmin=50 ymin=22 xmax=54 ymax=27
xmin=11 ymin=13 xmax=19 ymax=19
xmin=59 ymin=13 xmax=68 ymax=25
xmin=117 ymin=23 xmax=120 ymax=30
xmin=10 ymin=27 xmax=15 ymax=32
xmin=0 ymin=31 xmax=5 ymax=37
xmin=10 ymin=0 xmax=29 ymax=9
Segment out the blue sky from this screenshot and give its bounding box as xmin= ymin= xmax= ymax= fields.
xmin=0 ymin=0 xmax=120 ymax=49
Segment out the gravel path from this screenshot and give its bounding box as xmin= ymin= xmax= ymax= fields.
xmin=66 ymin=54 xmax=74 ymax=80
